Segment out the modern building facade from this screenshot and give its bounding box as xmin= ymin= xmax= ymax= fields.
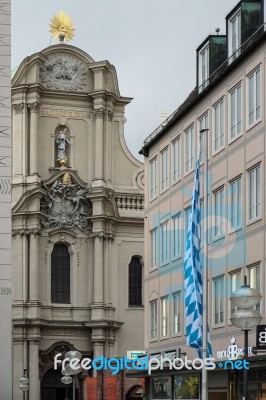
xmin=0 ymin=0 xmax=12 ymax=399
xmin=140 ymin=1 xmax=266 ymax=399
xmin=11 ymin=41 xmax=144 ymax=400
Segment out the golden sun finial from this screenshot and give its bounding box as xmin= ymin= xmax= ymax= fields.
xmin=49 ymin=10 xmax=75 ymax=43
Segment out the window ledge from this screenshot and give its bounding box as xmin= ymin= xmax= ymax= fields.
xmin=212 ymin=323 xmax=225 ymax=329
xmin=126 ymin=306 xmax=144 ymax=310
xmin=172 ymin=255 xmax=182 ymax=262
xmin=228 ymin=133 xmax=242 ymax=145
xmin=150 ymin=267 xmax=158 ymax=273
xmin=212 ymin=234 xmax=225 ymax=243
xmin=150 ymin=338 xmax=158 ymax=343
xmin=161 ymin=261 xmax=170 ymax=268
xmin=247 ymin=216 xmax=262 ymax=226
xmin=184 ymin=169 xmax=194 ymax=178
xmin=172 ymin=178 xmax=181 ymax=187
xmin=228 ymin=226 xmax=242 ymax=235
xmin=160 ymin=336 xmax=170 ymax=341
xmin=150 ymin=195 xmax=158 ymax=204
xmin=213 ymin=146 xmax=225 ymax=157
xmin=160 ymin=186 xmax=169 ymax=195
xmin=172 ymin=333 xmax=182 ymax=338
xmin=246 ymin=118 xmax=261 ymax=133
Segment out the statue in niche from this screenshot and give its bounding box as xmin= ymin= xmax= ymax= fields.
xmin=56 ymin=128 xmax=70 ymax=162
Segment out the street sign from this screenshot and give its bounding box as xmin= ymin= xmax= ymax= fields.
xmin=256 ymin=325 xmax=266 ymax=349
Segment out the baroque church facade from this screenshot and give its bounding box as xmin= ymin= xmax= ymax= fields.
xmin=12 ymin=43 xmax=144 ymax=400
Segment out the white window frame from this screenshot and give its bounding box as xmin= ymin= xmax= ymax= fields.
xmin=150 ymin=300 xmax=158 ymax=340
xmin=184 ymin=207 xmax=191 ymax=243
xmin=229 ymin=83 xmax=242 ymax=141
xmin=213 ymin=99 xmax=225 ymax=154
xmin=248 ymin=164 xmax=261 ymax=222
xmin=150 ymin=157 xmax=158 ymax=200
xmin=229 ymin=270 xmax=242 ymax=319
xmin=161 ymin=147 xmax=169 ymax=192
xmin=247 ymin=67 xmax=261 ymax=128
xmin=173 ymin=291 xmax=181 ymax=336
xmin=161 ymin=220 xmax=169 ymax=266
xmin=247 ymin=264 xmax=260 ymax=311
xmin=213 ymin=276 xmax=224 ymax=326
xmin=172 ymin=137 xmax=181 ymax=183
xmin=198 ymin=42 xmax=209 ymax=91
xmin=172 ymin=213 xmax=181 ymax=259
xmin=185 ymin=125 xmax=194 ymax=174
xmin=198 ymin=112 xmax=209 ymax=164
xmin=200 ymin=198 xmax=204 ymax=248
xmin=229 ymin=177 xmax=242 ymax=231
xmin=150 ymin=228 xmax=158 ymax=271
xmin=213 ymin=187 xmax=225 ymax=240
xmin=161 ymin=296 xmax=169 ymax=338
xmin=228 ymin=9 xmax=241 ymax=62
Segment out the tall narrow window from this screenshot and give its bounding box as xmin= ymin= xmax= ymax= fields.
xmin=229 ymin=10 xmax=241 ymax=61
xmin=150 ymin=228 xmax=158 ymax=270
xmin=213 ymin=100 xmax=224 ymax=152
xmin=161 ymin=221 xmax=169 ymax=265
xmin=248 ymin=68 xmax=261 ymax=126
xmin=200 ymin=199 xmax=204 ymax=248
xmin=128 ymin=256 xmax=142 ymax=307
xmin=184 ymin=207 xmax=191 ymax=241
xmin=199 ymin=113 xmax=208 ymax=163
xmin=230 ymin=270 xmax=241 ymax=317
xmin=150 ymin=301 xmax=158 ymax=340
xmin=161 ymin=147 xmax=169 ymax=191
xmin=214 ymin=187 xmax=225 ymax=239
xmin=248 ymin=165 xmax=261 ymax=221
xmin=173 ymin=291 xmax=181 ymax=335
xmin=172 ymin=213 xmax=181 ymax=259
xmin=51 ymin=244 xmax=70 ymax=304
xmin=150 ymin=157 xmax=158 ymax=200
xmin=199 ymin=43 xmax=209 ymax=90
xmin=214 ymin=276 xmax=224 ymax=325
xmin=173 ymin=137 xmax=181 ymax=182
xmin=230 ymin=84 xmax=242 ymax=140
xmin=230 ymin=177 xmax=242 ymax=230
xmin=248 ymin=264 xmax=260 ymax=310
xmin=161 ymin=296 xmax=169 ymax=337
xmin=185 ymin=125 xmax=194 ymax=173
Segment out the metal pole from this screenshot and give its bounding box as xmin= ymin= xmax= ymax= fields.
xmin=243 ymin=329 xmax=248 ymax=400
xmin=201 ymin=128 xmax=209 ymax=400
xmin=73 ymin=375 xmax=75 ymax=400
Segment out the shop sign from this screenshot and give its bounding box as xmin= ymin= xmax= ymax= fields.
xmin=256 ymin=325 xmax=266 ymax=349
xmin=216 ymin=336 xmax=253 ymax=360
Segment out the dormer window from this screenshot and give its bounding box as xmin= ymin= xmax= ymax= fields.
xmin=228 ymin=9 xmax=241 ymax=62
xmin=199 ymin=42 xmax=209 ymax=91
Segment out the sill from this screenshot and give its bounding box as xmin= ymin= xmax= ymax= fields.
xmin=228 ymin=226 xmax=242 ymax=235
xmin=150 ymin=267 xmax=158 ymax=273
xmin=212 ymin=234 xmax=225 ymax=243
xmin=126 ymin=306 xmax=144 ymax=310
xmin=228 ymin=132 xmax=242 ymax=145
xmin=247 ymin=216 xmax=262 ymax=226
xmin=161 ymin=261 xmax=170 ymax=268
xmin=172 ymin=255 xmax=182 ymax=262
xmin=150 ymin=338 xmax=158 ymax=343
xmin=150 ymin=195 xmax=158 ymax=204
xmin=160 ymin=335 xmax=170 ymax=341
xmin=212 ymin=323 xmax=225 ymax=329
xmin=212 ymin=146 xmax=225 ymax=157
xmin=51 ymin=303 xmax=71 ymax=306
xmin=160 ymin=186 xmax=169 ymax=195
xmin=184 ymin=169 xmax=194 ymax=178
xmin=172 ymin=178 xmax=181 ymax=187
xmin=246 ymin=118 xmax=261 ymax=132
xmin=172 ymin=333 xmax=182 ymax=338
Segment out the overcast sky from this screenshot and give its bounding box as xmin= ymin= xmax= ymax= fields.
xmin=12 ymin=0 xmax=238 ymax=161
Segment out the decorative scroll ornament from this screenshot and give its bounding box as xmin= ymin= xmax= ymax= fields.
xmin=40 ymin=175 xmax=92 ymax=232
xmin=49 ymin=11 xmax=75 ymax=42
xmin=40 ymin=54 xmax=87 ymax=91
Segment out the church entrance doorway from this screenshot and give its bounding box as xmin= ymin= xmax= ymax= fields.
xmin=41 ymin=368 xmax=79 ymax=400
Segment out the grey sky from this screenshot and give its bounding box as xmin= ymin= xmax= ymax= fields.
xmin=12 ymin=0 xmax=237 ymax=161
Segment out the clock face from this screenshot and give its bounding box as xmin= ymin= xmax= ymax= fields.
xmin=40 ymin=53 xmax=87 ymax=92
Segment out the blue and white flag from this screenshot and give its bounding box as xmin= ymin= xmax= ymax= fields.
xmin=184 ymin=151 xmax=212 ymax=358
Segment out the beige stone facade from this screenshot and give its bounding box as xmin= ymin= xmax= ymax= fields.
xmin=141 ymin=2 xmax=266 ymax=399
xmin=12 ymin=44 xmax=144 ymax=399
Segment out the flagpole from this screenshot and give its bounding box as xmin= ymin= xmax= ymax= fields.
xmin=200 ymin=128 xmax=209 ymax=400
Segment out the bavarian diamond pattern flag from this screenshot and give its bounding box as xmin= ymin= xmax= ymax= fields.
xmin=184 ymin=149 xmax=212 ymax=358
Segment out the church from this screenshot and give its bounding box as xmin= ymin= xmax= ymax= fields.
xmin=12 ymin=12 xmax=144 ymax=400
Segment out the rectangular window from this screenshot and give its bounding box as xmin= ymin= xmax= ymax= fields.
xmin=150 ymin=228 xmax=158 ymax=270
xmin=248 ymin=264 xmax=260 ymax=311
xmin=172 ymin=213 xmax=181 ymax=259
xmin=150 ymin=301 xmax=158 ymax=340
xmin=230 ymin=178 xmax=242 ymax=230
xmin=213 ymin=100 xmax=224 ymax=152
xmin=200 ymin=199 xmax=204 ymax=247
xmin=248 ymin=165 xmax=261 ymax=221
xmin=214 ymin=187 xmax=225 ymax=238
xmin=150 ymin=157 xmax=158 ymax=200
xmin=161 ymin=296 xmax=169 ymax=337
xmin=173 ymin=291 xmax=181 ymax=335
xmin=185 ymin=125 xmax=194 ymax=173
xmin=230 ymin=270 xmax=241 ymax=316
xmin=199 ymin=43 xmax=209 ymax=91
xmin=161 ymin=221 xmax=169 ymax=265
xmin=161 ymin=147 xmax=169 ymax=191
xmin=199 ymin=113 xmax=208 ymax=163
xmin=184 ymin=207 xmax=191 ymax=242
xmin=230 ymin=84 xmax=242 ymax=139
xmin=248 ymin=68 xmax=261 ymax=126
xmin=173 ymin=137 xmax=181 ymax=182
xmin=214 ymin=276 xmax=224 ymax=325
xmin=229 ymin=10 xmax=241 ymax=61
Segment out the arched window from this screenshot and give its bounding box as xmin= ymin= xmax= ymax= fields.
xmin=128 ymin=256 xmax=143 ymax=307
xmin=51 ymin=244 xmax=70 ymax=304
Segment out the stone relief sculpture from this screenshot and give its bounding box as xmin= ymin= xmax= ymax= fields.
xmin=56 ymin=128 xmax=70 ymax=162
xmin=40 ymin=174 xmax=92 ymax=231
xmin=40 ymin=54 xmax=87 ymax=91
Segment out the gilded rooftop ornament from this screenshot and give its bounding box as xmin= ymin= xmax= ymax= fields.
xmin=49 ymin=11 xmax=75 ymax=43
